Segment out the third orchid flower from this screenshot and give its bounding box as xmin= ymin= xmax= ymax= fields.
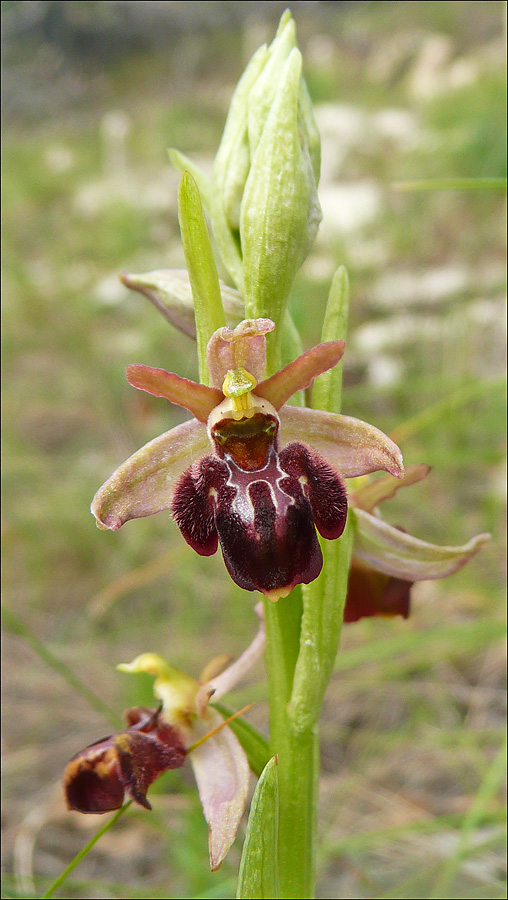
xmin=64 ymin=607 xmax=266 ymax=871
xmin=91 ymin=318 xmax=403 ymax=601
xmin=344 ymin=465 xmax=490 ymax=623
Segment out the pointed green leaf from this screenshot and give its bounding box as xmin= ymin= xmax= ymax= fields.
xmin=178 ymin=172 xmax=226 ymax=385
xmin=247 ymin=11 xmax=296 ymax=151
xmin=311 ymin=266 xmax=349 ymax=414
xmin=289 ymin=517 xmax=354 ymax=731
xmin=237 ymin=757 xmax=279 ymax=899
xmin=211 ymin=43 xmax=269 ymax=292
xmin=241 ymin=48 xmax=322 ymax=372
xmin=168 ymin=149 xmax=213 ymax=210
xmin=288 ymin=264 xmax=352 ymax=731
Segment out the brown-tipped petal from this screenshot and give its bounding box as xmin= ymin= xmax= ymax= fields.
xmin=189 ymin=708 xmax=250 ymax=871
xmin=353 ymin=508 xmax=490 ymax=581
xmin=126 ymin=365 xmax=223 ymax=423
xmin=353 ymin=464 xmax=432 ymax=512
xmin=344 ymin=560 xmax=412 ymax=623
xmin=91 ymin=419 xmax=210 ymax=530
xmin=206 ymin=319 xmax=275 ymax=390
xmin=279 ymin=406 xmax=404 ymax=478
xmin=256 ymin=340 xmax=345 ymax=410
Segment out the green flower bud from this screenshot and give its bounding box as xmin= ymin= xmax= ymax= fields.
xmin=210 ymin=10 xmax=322 ymax=363
xmin=241 ymin=46 xmax=322 ymax=369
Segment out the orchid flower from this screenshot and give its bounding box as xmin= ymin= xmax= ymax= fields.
xmin=64 ymin=607 xmax=266 ymax=870
xmin=343 ymin=465 xmax=490 ymax=623
xmin=91 ymin=318 xmax=404 ymax=601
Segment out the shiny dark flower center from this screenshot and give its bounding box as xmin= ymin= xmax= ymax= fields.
xmin=211 ymin=413 xmax=279 ymax=470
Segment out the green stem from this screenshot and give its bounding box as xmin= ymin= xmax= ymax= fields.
xmin=263 ymin=591 xmax=318 ymax=898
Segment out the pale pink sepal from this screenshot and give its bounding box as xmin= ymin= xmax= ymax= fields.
xmin=353 ymin=508 xmax=490 ymax=580
xmin=278 ymin=406 xmax=404 ymax=478
xmin=91 ymin=419 xmax=210 ymax=530
xmin=256 ymin=340 xmax=346 ymax=410
xmin=190 ymin=707 xmax=250 ymax=871
xmin=353 ymin=464 xmax=431 ymax=512
xmin=126 ymin=364 xmax=222 ymax=423
xmin=206 ymin=319 xmax=275 ymax=389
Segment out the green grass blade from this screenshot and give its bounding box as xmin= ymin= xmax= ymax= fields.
xmin=1 ymin=605 xmax=123 ymax=728
xmin=429 ymin=736 xmax=507 ymax=899
xmin=311 ymin=265 xmax=349 ymax=413
xmin=389 ymin=376 xmax=506 ymax=445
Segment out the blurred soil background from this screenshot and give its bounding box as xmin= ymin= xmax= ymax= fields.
xmin=1 ymin=1 xmax=506 ymax=898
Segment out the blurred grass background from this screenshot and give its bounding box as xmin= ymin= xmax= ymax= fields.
xmin=1 ymin=2 xmax=506 ymax=898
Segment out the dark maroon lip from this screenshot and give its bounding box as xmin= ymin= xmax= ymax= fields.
xmin=172 ymin=439 xmax=348 ymax=598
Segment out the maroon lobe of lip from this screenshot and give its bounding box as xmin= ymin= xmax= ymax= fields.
xmin=172 ymin=410 xmax=348 ymax=599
